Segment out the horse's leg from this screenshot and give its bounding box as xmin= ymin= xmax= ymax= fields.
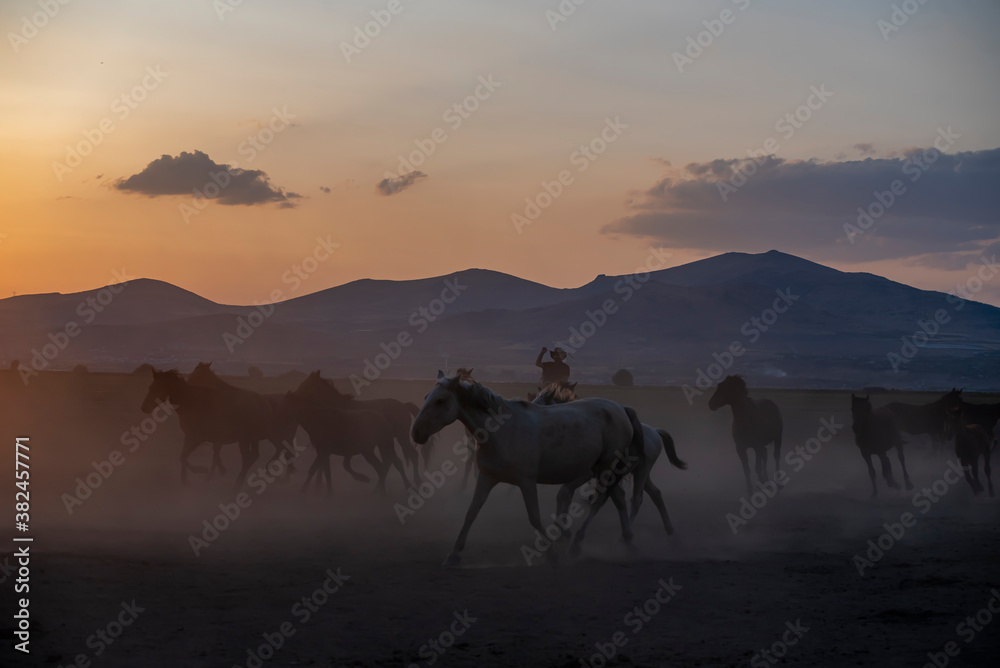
xmin=209 ymin=443 xmax=226 ymax=478
xmin=737 ymin=447 xmax=753 ymax=496
xmin=643 ymin=479 xmax=674 ymax=535
xmin=322 ymin=454 xmax=333 ymax=497
xmin=233 ymin=440 xmax=259 ymax=491
xmin=772 ymin=431 xmax=782 ymax=476
xmin=179 ymin=434 xmax=205 ymax=485
xmin=445 ymin=472 xmax=496 ymax=567
xmin=301 ymin=457 xmax=319 ymax=494
xmin=384 ymin=441 xmax=412 ymax=489
xmin=518 ymin=481 xmax=559 ymax=566
xmin=570 ymin=484 xmax=616 ymax=557
xmin=895 ymin=443 xmax=913 ymax=491
xmin=342 ymin=455 xmax=371 ymax=483
xmin=755 ymin=446 xmax=767 ymax=486
xmin=608 ymin=484 xmax=633 ymax=546
xmin=877 ymin=452 xmax=899 ymax=490
xmin=362 ymin=450 xmax=389 ymax=494
xmin=862 ymin=450 xmax=878 ymax=498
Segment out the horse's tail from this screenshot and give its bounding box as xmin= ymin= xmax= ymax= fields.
xmin=624 ymin=407 xmax=645 ymax=476
xmin=656 ymin=429 xmax=687 ymax=470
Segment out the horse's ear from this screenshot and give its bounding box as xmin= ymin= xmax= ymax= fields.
xmin=437 ymin=370 xmax=445 ymax=379
xmin=206 ymin=362 xmax=212 ymax=368
xmin=466 ymin=368 xmax=474 ymax=377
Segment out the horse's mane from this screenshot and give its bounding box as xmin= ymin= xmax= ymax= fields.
xmin=449 ymin=374 xmax=506 ymax=413
xmin=533 ymin=381 xmax=578 ymax=405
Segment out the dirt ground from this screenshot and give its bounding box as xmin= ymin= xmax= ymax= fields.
xmin=1 ymin=371 xmax=998 ymax=667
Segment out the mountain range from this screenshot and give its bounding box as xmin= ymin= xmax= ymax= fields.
xmin=2 ymin=251 xmax=998 ymax=390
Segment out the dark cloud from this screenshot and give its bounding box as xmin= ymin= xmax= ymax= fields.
xmin=375 ymin=171 xmax=427 ymax=196
xmin=319 ymin=186 xmax=331 ymax=194
xmin=603 ymin=147 xmax=1000 ymax=264
xmin=854 ymin=142 xmax=876 ymax=156
xmin=114 ymin=150 xmax=301 ymax=206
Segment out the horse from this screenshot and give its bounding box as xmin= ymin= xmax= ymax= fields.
xmin=294 ymin=371 xmax=422 ymax=477
xmin=957 ymin=399 xmax=1000 ymax=449
xmin=411 ymin=371 xmax=645 ymax=566
xmin=287 ymin=373 xmax=411 ymax=494
xmin=946 ymin=404 xmax=994 ymax=496
xmin=531 ymin=381 xmax=687 ymax=534
xmin=708 ymin=375 xmax=783 ymax=495
xmin=140 ymin=368 xmax=273 ymax=488
xmin=188 ymin=362 xmax=299 ymax=477
xmin=851 ymin=394 xmax=913 ymax=497
xmin=884 ymin=388 xmax=964 ymax=452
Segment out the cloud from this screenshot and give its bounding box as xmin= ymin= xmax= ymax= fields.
xmin=603 ymin=147 xmax=1000 ymax=263
xmin=853 ymin=142 xmax=876 ymax=156
xmin=114 ymin=150 xmax=301 ymax=206
xmin=375 ymin=171 xmax=427 ymax=196
xmin=320 ymin=186 xmax=331 ymax=193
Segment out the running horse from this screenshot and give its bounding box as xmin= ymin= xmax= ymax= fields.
xmin=411 ymin=371 xmax=645 ymax=566
xmin=851 ymin=394 xmax=913 ymax=496
xmin=884 ymin=388 xmax=964 ymax=452
xmin=140 ymin=368 xmax=273 ymax=488
xmin=946 ymin=403 xmax=994 ymax=496
xmin=188 ymin=362 xmax=299 ymax=477
xmin=709 ymin=375 xmax=783 ymax=495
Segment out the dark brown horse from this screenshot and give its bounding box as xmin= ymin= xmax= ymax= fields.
xmin=287 ymin=372 xmax=411 ymax=494
xmin=140 ymin=369 xmax=272 ymax=488
xmin=851 ymin=394 xmax=913 ymax=497
xmin=709 ymin=375 xmax=783 ymax=495
xmin=885 ymin=388 xmax=964 ymax=452
xmin=958 ymin=399 xmax=1000 ymax=449
xmin=188 ymin=362 xmax=299 ymax=477
xmin=294 ymin=371 xmax=422 ymax=477
xmin=947 ymin=404 xmax=994 ymax=496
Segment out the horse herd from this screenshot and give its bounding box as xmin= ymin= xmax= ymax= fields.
xmin=139 ymin=365 xmax=997 ymax=563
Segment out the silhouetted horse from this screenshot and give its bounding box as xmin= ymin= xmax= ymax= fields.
xmin=188 ymin=362 xmax=299 ymax=476
xmin=287 ymin=373 xmax=411 ymax=494
xmin=140 ymin=369 xmax=272 ymax=488
xmin=531 ymin=380 xmax=687 ymax=534
xmin=947 ymin=404 xmax=994 ymax=496
xmin=885 ymin=388 xmax=963 ymax=452
xmin=412 ymin=371 xmax=645 ymax=565
xmin=958 ymin=399 xmax=1000 ymax=448
xmin=709 ymin=375 xmax=783 ymax=495
xmin=294 ymin=371 xmax=422 ymax=476
xmin=851 ymin=394 xmax=913 ymax=497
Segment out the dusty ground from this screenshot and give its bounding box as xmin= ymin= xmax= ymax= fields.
xmin=1 ymin=371 xmax=998 ymax=667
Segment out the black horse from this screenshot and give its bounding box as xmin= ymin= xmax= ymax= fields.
xmin=851 ymin=394 xmax=913 ymax=497
xmin=947 ymin=404 xmax=994 ymax=496
xmin=709 ymin=375 xmax=783 ymax=495
xmin=957 ymin=399 xmax=1000 ymax=448
xmin=885 ymin=388 xmax=964 ymax=452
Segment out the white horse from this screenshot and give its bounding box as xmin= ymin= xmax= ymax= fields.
xmin=530 ymin=383 xmax=687 ymax=534
xmin=411 ymin=371 xmax=645 ymax=566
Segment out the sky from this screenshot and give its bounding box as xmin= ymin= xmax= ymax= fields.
xmin=1 ymin=0 xmax=999 ymax=305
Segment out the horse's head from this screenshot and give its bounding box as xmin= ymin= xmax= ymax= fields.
xmin=850 ymin=393 xmax=872 ymax=418
xmin=293 ymin=370 xmax=349 ymax=406
xmin=141 ymin=368 xmax=180 ymax=413
xmin=941 ymin=387 xmax=964 ymax=414
xmin=411 ymin=371 xmax=464 ymax=444
xmin=188 ymin=361 xmax=217 ymax=387
xmin=708 ymin=375 xmax=746 ymax=411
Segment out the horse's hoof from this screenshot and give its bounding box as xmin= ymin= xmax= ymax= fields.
xmin=443 ymin=553 xmax=461 ymax=567
xmin=664 ymin=524 xmax=674 ymax=536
